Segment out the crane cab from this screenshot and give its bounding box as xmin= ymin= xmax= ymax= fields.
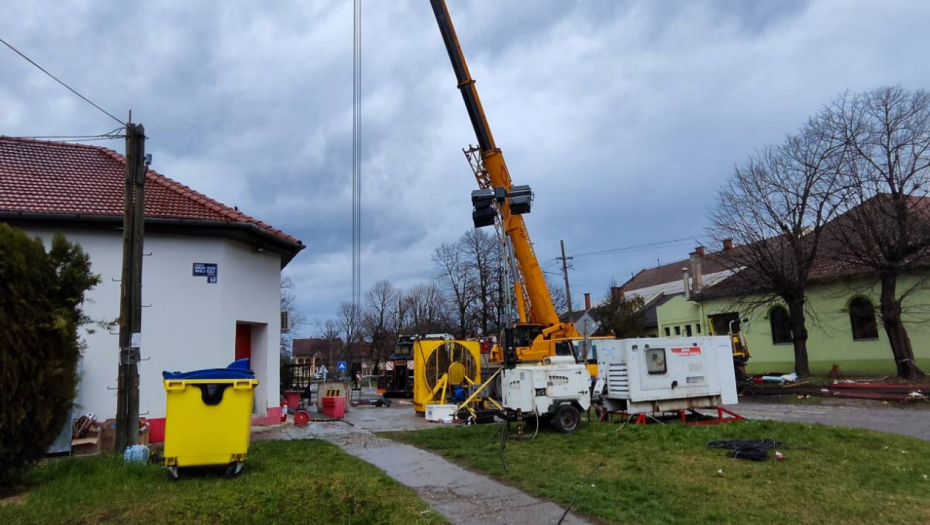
xmin=489 ymin=323 xmax=604 ymax=376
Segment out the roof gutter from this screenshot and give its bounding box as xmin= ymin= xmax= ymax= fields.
xmin=0 ymin=211 xmax=305 ymax=267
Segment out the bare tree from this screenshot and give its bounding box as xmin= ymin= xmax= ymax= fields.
xmin=433 ymin=241 xmax=474 ymax=338
xmin=548 ymin=277 xmax=570 ymax=317
xmin=709 ymin=117 xmax=843 ymax=376
xmin=594 ymin=282 xmax=647 ymax=338
xmin=394 ymin=289 xmax=410 ymax=333
xmin=826 ymin=86 xmax=930 ymax=378
xmin=315 ymin=319 xmax=343 ymax=369
xmin=364 ymin=280 xmax=399 ymax=370
xmin=280 ymin=276 xmax=307 ymax=359
xmin=404 ymin=282 xmax=449 ymax=334
xmin=338 ymin=301 xmax=363 ymax=367
xmin=460 ymin=229 xmax=501 ymax=336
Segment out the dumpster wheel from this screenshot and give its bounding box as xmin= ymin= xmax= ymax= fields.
xmin=166 ymin=466 xmax=179 ymax=481
xmin=225 ymin=462 xmax=244 ymax=478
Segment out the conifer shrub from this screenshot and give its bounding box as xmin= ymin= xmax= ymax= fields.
xmin=0 ymin=223 xmax=99 ymax=486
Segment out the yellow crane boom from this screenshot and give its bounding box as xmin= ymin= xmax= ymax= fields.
xmin=430 ymin=0 xmax=587 ymax=364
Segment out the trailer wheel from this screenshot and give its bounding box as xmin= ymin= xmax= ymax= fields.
xmin=552 ymin=404 xmax=581 ymax=433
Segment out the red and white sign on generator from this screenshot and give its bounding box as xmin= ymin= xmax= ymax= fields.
xmin=672 ymin=347 xmax=702 ymax=357
xmin=406 ymin=360 xmax=415 ymax=370
xmin=385 ymin=361 xmax=395 ymax=371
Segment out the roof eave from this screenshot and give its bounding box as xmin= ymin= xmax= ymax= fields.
xmin=0 ymin=211 xmax=305 ymax=268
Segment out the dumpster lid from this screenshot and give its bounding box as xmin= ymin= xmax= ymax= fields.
xmin=162 ymin=359 xmax=256 ymax=380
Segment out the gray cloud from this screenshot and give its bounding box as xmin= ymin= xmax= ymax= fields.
xmin=3 ymin=0 xmax=930 ymax=328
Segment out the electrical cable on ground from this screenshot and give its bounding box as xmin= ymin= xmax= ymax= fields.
xmin=530 ymin=409 xmax=539 ymax=441
xmin=645 ymin=414 xmax=666 ymax=425
xmin=0 ymin=37 xmax=126 ymax=126
xmin=499 ymin=421 xmax=509 ymax=473
xmin=556 ymin=455 xmax=607 ymax=525
xmin=706 ymin=439 xmax=792 ymax=461
xmin=488 ymin=423 xmax=504 ymax=442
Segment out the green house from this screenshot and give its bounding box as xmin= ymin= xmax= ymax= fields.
xmin=621 ymin=243 xmax=930 ymax=375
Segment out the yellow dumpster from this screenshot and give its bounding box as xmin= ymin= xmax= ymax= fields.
xmin=162 ymin=359 xmax=258 ymax=478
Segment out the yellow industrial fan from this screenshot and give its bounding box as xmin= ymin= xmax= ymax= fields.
xmin=412 ymin=338 xmax=481 ymax=414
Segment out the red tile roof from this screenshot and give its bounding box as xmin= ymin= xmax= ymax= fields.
xmin=621 ymin=250 xmax=732 ymax=292
xmin=693 ymin=196 xmax=930 ymax=300
xmin=293 ymin=338 xmax=342 ymax=356
xmin=0 ymin=136 xmax=301 ymax=246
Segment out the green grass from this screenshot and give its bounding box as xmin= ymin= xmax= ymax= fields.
xmin=387 ymin=419 xmax=930 ymax=525
xmin=0 ymin=439 xmax=446 ymax=525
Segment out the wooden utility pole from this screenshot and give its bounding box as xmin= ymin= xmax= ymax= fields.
xmin=116 ymin=122 xmax=146 ymax=453
xmin=559 ymin=239 xmax=574 ymax=321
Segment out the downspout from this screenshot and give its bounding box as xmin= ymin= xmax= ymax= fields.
xmin=698 ymin=299 xmax=706 ymax=336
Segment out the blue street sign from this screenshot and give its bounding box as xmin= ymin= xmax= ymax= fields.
xmin=193 ymin=263 xmax=218 ymax=284
xmin=337 ymin=361 xmax=347 ymax=372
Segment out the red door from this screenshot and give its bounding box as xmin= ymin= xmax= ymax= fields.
xmin=235 ymin=324 xmax=252 ymax=360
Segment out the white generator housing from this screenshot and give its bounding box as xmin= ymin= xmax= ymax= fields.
xmin=595 ymin=337 xmax=737 ymax=414
xmin=501 ymin=356 xmax=591 ymax=415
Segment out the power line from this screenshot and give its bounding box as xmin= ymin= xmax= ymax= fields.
xmin=572 ymin=236 xmax=700 ymax=258
xmin=351 ymin=0 xmax=362 ymax=316
xmin=0 ymin=37 xmax=126 ymax=126
xmin=9 ymin=135 xmax=121 ymax=141
xmin=8 ymin=127 xmax=126 ymax=142
xmin=8 ymin=136 xmax=123 ymax=142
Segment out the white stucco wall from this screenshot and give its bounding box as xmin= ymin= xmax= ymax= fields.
xmin=21 ymin=226 xmax=282 ymax=420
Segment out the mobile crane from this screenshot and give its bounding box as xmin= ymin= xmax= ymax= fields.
xmin=430 ymin=0 xmax=599 ymax=372
xmin=429 ymin=5 xmax=746 ymax=427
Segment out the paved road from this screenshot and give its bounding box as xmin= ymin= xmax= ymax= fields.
xmin=728 ymin=397 xmax=930 ymax=441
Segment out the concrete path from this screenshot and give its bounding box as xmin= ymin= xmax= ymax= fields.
xmin=253 ymin=405 xmax=592 ymax=525
xmin=728 ymin=397 xmax=930 ymax=441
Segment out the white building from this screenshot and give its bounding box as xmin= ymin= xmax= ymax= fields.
xmin=0 ymin=137 xmax=304 ymax=441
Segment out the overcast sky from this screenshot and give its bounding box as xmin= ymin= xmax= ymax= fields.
xmin=3 ymin=0 xmax=930 ymax=332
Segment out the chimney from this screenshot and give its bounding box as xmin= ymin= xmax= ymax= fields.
xmin=682 ymin=268 xmax=691 ymax=300
xmin=722 ymin=238 xmax=733 ymax=251
xmin=584 ymin=292 xmax=592 ymax=311
xmin=610 ymin=286 xmax=624 ymax=302
xmin=689 ymin=248 xmax=704 ymax=293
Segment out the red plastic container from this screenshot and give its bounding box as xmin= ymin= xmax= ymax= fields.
xmin=284 ymin=391 xmax=301 ymax=414
xmin=322 ymin=396 xmax=346 ymax=419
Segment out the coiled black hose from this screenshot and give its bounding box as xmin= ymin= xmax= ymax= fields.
xmin=706 ymin=439 xmax=785 ymax=461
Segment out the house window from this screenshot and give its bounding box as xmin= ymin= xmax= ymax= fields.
xmin=664 ymin=327 xmax=671 ymax=336
xmin=685 ymin=325 xmax=693 ymax=337
xmin=696 ymin=324 xmax=701 ymax=334
xmin=645 ymin=348 xmax=667 ymax=375
xmin=849 ymin=297 xmax=879 ymax=340
xmin=770 ymin=306 xmax=792 ymax=345
xmin=674 ymin=326 xmax=681 ymax=336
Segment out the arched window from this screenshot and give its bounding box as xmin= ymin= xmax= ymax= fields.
xmin=770 ymin=306 xmax=792 ymax=345
xmin=849 ymin=297 xmax=879 ymax=340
